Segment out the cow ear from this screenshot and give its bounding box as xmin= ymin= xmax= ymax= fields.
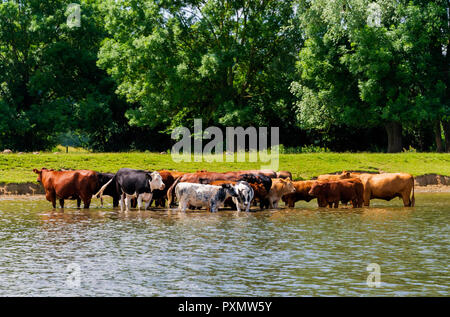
xmin=146 ymin=173 xmax=152 ymax=181
xmin=221 ymin=184 xmax=230 ymax=189
xmin=33 ymin=168 xmax=40 ymax=174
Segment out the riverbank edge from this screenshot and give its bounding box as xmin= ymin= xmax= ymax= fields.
xmin=1 ymin=173 xmax=449 ymax=195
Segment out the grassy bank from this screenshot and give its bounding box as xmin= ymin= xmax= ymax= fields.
xmin=0 ymin=152 xmax=449 ymax=184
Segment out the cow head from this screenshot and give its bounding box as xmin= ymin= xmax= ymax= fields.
xmin=280 ymin=178 xmax=296 ymax=194
xmin=146 ymin=171 xmax=165 ymax=191
xmin=221 ymin=183 xmax=239 ymax=199
xmin=308 ymin=183 xmax=329 ymax=207
xmin=308 ymin=182 xmax=326 ymax=197
xmin=235 ymin=181 xmax=253 ymax=208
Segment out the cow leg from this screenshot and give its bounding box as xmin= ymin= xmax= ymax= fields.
xmin=59 ymin=199 xmax=64 ymax=208
xmin=273 ymin=200 xmax=279 ymax=208
xmin=113 ymin=197 xmax=119 ymax=208
xmin=136 ymin=194 xmax=143 ymax=211
xmin=333 ymin=201 xmax=339 ymax=208
xmin=46 ymin=191 xmax=56 ymax=209
xmin=77 ymin=198 xmax=81 ymax=208
xmin=178 ymin=200 xmax=188 ymax=212
xmin=130 ymin=198 xmax=137 ymax=208
xmin=233 ymin=198 xmax=241 ymax=212
xmin=83 ymin=197 xmax=91 ymax=209
xmin=288 ymin=198 xmax=295 ymax=208
xmin=401 ymin=192 xmax=411 ymax=207
xmin=125 ymin=195 xmax=132 ymax=212
xmin=144 ymin=199 xmax=152 ymax=210
xmin=119 ymin=193 xmax=126 ymax=212
xmin=363 ymin=189 xmax=371 ymax=207
xmin=210 ymin=202 xmax=218 ymax=212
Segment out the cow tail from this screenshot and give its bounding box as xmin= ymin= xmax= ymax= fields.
xmin=167 ymin=176 xmax=181 ymax=207
xmin=411 ymin=177 xmax=415 ymax=207
xmin=94 ymin=178 xmax=114 ymax=200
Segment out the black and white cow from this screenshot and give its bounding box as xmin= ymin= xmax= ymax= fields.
xmin=95 ymin=168 xmax=165 ymax=211
xmin=175 ymin=183 xmax=238 ymax=212
xmin=232 ymin=181 xmax=254 ymax=212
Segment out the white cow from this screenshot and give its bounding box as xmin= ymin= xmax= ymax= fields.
xmin=232 ymin=181 xmax=254 ymax=212
xmin=175 ymin=183 xmax=238 ymax=212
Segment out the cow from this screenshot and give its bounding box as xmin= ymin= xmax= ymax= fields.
xmin=174 ymin=183 xmax=239 ymax=212
xmin=95 ymin=168 xmax=165 ymax=212
xmin=281 ymin=180 xmax=319 ymax=207
xmin=262 ymin=178 xmax=296 ymax=209
xmin=308 ymin=178 xmax=364 ymax=208
xmin=232 ymin=181 xmax=254 ymax=212
xmin=33 ymin=168 xmax=98 ymax=209
xmin=238 ymin=174 xmax=272 ymax=209
xmin=210 ymin=180 xmax=255 ymax=212
xmin=346 ymin=172 xmax=415 ymax=207
xmin=276 ymin=171 xmax=293 ymax=179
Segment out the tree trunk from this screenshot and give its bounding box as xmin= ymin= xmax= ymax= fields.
xmin=443 ymin=120 xmax=450 ymax=153
xmin=385 ymin=121 xmax=402 ymax=153
xmin=434 ymin=120 xmax=443 ymax=152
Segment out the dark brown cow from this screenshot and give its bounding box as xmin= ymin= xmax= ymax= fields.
xmin=33 ymin=168 xmax=98 ymax=208
xmin=282 ymin=180 xmax=318 ymax=207
xmin=308 ymin=178 xmax=364 ymax=208
xmin=345 ymin=172 xmax=415 ymax=207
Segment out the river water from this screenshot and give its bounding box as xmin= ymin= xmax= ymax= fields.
xmin=0 ymin=193 xmax=448 ymax=296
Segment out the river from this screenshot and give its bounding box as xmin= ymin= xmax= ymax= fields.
xmin=0 ymin=193 xmax=448 ymax=296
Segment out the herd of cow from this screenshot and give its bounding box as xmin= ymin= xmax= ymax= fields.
xmin=32 ymin=167 xmax=415 ymax=212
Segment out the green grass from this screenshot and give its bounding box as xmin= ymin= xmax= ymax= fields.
xmin=0 ymin=152 xmax=449 ymax=184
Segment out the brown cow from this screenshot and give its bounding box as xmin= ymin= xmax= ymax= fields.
xmin=308 ymin=178 xmax=364 ymax=208
xmin=33 ymin=168 xmax=98 ymax=208
xmin=347 ymin=172 xmax=415 ymax=207
xmin=147 ymin=170 xmax=177 ymax=207
xmin=263 ymin=178 xmax=296 ymax=209
xmin=281 ymin=180 xmax=318 ymax=207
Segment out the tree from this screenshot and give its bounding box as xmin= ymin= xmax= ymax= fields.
xmin=0 ymin=0 xmax=114 ymax=150
xmin=292 ymin=0 xmax=449 ymax=152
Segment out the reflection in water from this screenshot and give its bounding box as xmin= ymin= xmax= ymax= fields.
xmin=0 ymin=193 xmax=448 ymax=296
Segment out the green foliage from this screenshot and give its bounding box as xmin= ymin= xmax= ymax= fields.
xmin=97 ymin=0 xmax=302 ymax=130
xmin=0 ymin=0 xmax=106 ymax=150
xmin=0 ymin=0 xmax=448 ymax=153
